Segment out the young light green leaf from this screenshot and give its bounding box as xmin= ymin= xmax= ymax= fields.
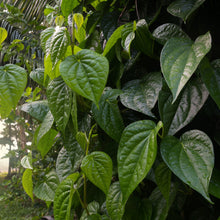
xmin=167 ymin=0 xmax=206 ymax=22
xmin=56 ymin=147 xmax=74 ymax=182
xmin=81 ymin=151 xmax=113 ymax=195
xmin=47 ymin=76 xmax=73 ymax=133
xmin=106 ymin=182 xmax=125 ymax=220
xmin=120 ymin=72 xmax=162 ymax=118
xmin=76 ymin=131 xmax=88 ymax=151
xmin=103 ymin=25 xmax=124 ymax=56
xmin=60 ymin=49 xmax=109 ymax=106
xmin=21 ymin=100 xmax=49 ymax=122
xmin=54 ymin=173 xmax=79 ymax=220
xmin=21 ymin=155 xmax=33 ymax=169
xmin=0 ymin=64 xmax=27 ymax=118
xmin=199 ymin=58 xmax=220 ymax=109
xmin=155 ymin=162 xmax=171 ymax=202
xmin=209 ymin=168 xmax=220 ymax=199
xmin=92 ymin=88 xmax=124 ymax=142
xmin=44 ymin=54 xmax=61 ymax=80
xmin=118 ymin=120 xmax=163 ymax=204
xmin=160 ymin=32 xmax=211 ymax=102
xmin=34 ymin=171 xmax=60 ymax=202
xmin=153 ymin=23 xmax=190 ymax=45
xmin=61 ymin=0 xmax=80 ymax=17
xmin=160 ymin=130 xmax=214 ymax=203
xmin=158 ymin=77 xmax=209 ymax=136
xmin=0 ymin=27 xmax=7 ymax=44
xmin=22 ymin=169 xmax=33 ymax=201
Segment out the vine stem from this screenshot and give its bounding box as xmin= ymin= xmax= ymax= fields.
xmin=135 ymin=0 xmax=140 ymax=20
xmin=76 ymin=188 xmax=89 ymax=216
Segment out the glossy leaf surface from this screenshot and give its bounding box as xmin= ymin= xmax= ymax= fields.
xmin=81 ymin=151 xmax=113 ymax=195
xmin=21 ymin=155 xmax=33 ymax=169
xmin=34 ymin=171 xmax=60 ymax=202
xmin=118 ymin=120 xmax=163 ymax=203
xmin=161 ymin=130 xmax=214 ymax=202
xmin=160 ymin=32 xmax=211 ymax=102
xmin=92 ymin=88 xmax=124 ymax=142
xmin=47 ymin=76 xmax=72 ymax=133
xmin=60 ymin=49 xmax=109 ymax=106
xmin=120 ymin=72 xmax=162 ymax=118
xmin=22 ymin=169 xmax=33 ymax=201
xmin=0 ymin=64 xmax=27 ymax=118
xmin=40 ymin=27 xmax=55 ymax=52
xmin=159 ymin=78 xmax=209 ymax=135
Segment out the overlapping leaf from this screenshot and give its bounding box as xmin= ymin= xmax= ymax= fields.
xmin=118 ymin=120 xmax=163 ymax=204
xmin=61 ymin=0 xmax=80 ymax=17
xmin=158 ymin=77 xmax=209 ymax=135
xmin=92 ymin=88 xmax=124 ymax=142
xmin=60 ymin=49 xmax=109 ymax=106
xmin=160 ymin=32 xmax=211 ymax=102
xmin=120 ymin=72 xmax=162 ymax=118
xmin=161 ymin=130 xmax=214 ymax=202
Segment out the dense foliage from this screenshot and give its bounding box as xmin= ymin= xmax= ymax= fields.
xmin=0 ymin=0 xmax=220 ymax=219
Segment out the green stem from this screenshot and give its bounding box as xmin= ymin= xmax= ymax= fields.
xmin=76 ymin=189 xmax=89 ymax=216
xmin=72 ymin=13 xmax=75 ymax=54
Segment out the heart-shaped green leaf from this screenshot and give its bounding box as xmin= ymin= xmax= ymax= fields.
xmin=106 ymin=182 xmax=125 ymax=220
xmin=34 ymin=171 xmax=60 ymax=202
xmin=118 ymin=120 xmax=163 ymax=204
xmin=60 ymin=49 xmax=109 ymax=106
xmin=92 ymin=88 xmax=124 ymax=142
xmin=40 ymin=27 xmax=55 ymax=52
xmin=47 ymin=76 xmax=73 ymax=133
xmin=160 ymin=130 xmax=214 ymax=202
xmin=0 ymin=27 xmax=7 ymax=44
xmin=153 ymin=23 xmax=190 ymax=45
xmin=61 ymin=0 xmax=80 ymax=17
xmin=159 ymin=77 xmax=209 ymax=135
xmin=120 ymin=72 xmax=162 ymax=118
xmin=22 ymin=169 xmax=33 ymax=201
xmin=81 ymin=151 xmax=113 ymax=195
xmin=160 ymin=32 xmax=211 ymax=102
xmin=199 ymin=58 xmax=220 ymax=109
xmin=167 ymin=0 xmax=206 ymax=22
xmin=0 ymin=64 xmax=27 ymax=118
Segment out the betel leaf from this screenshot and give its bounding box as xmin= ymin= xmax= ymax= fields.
xmin=50 ymin=26 xmax=70 ymax=65
xmin=167 ymin=0 xmax=206 ymax=22
xmin=158 ymin=77 xmax=209 ymax=136
xmin=61 ymin=0 xmax=80 ymax=17
xmin=199 ymin=58 xmax=220 ymax=109
xmin=22 ymin=169 xmax=33 ymax=201
xmin=21 ymin=100 xmax=49 ymax=122
xmin=102 ymin=25 xmax=124 ymax=56
xmin=81 ymin=151 xmax=113 ymax=195
xmin=160 ymin=32 xmax=211 ymax=102
xmin=44 ymin=54 xmax=61 ymax=80
xmin=134 ymin=19 xmax=155 ymax=58
xmin=160 ymin=130 xmax=214 ymax=202
xmin=60 ymin=49 xmax=109 ymax=106
xmin=155 ymin=162 xmax=171 ymax=202
xmin=47 ymin=76 xmax=73 ymax=133
xmin=118 ymin=120 xmax=163 ymax=204
xmin=120 ymin=72 xmax=162 ymax=118
xmin=92 ymin=88 xmax=124 ymax=142
xmin=54 ymin=173 xmax=79 ymax=220
xmin=106 ymin=182 xmax=125 ymax=220
xmin=76 ymin=131 xmax=88 ymax=151
xmin=0 ymin=64 xmax=27 ymax=118
xmin=153 ymin=23 xmax=190 ymax=45
xmin=80 ymin=201 xmax=100 ymax=220
xmin=209 ymin=168 xmax=220 ymax=199
xmin=21 ymin=155 xmax=33 ymax=169
xmin=0 ymin=27 xmax=7 ymax=44
xmin=56 ymin=147 xmax=74 ymax=182
xmin=40 ymin=27 xmax=55 ymax=52
xmin=30 ymin=68 xmax=49 ymax=87
xmin=34 ymin=171 xmax=60 ymax=202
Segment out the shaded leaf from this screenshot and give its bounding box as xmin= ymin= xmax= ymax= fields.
xmin=209 ymin=168 xmax=220 ymax=199
xmin=80 ymin=201 xmax=100 ymax=220
xmin=61 ymin=0 xmax=80 ymax=17
xmin=30 ymin=68 xmax=49 ymax=87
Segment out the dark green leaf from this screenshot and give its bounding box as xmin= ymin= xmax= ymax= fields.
xmin=81 ymin=151 xmax=113 ymax=195
xmin=158 ymin=77 xmax=209 ymax=135
xmin=0 ymin=64 xmax=27 ymax=118
xmin=153 ymin=23 xmax=190 ymax=45
xmin=61 ymin=0 xmax=80 ymax=17
xmin=92 ymin=88 xmax=124 ymax=142
xmin=161 ymin=130 xmax=214 ymax=202
xmin=106 ymin=182 xmax=125 ymax=220
xmin=34 ymin=171 xmax=60 ymax=202
xmin=167 ymin=0 xmax=206 ymax=22
xmin=120 ymin=72 xmax=162 ymax=118
xmin=30 ymin=68 xmax=49 ymax=87
xmin=209 ymin=168 xmax=220 ymax=199
xmin=80 ymin=201 xmax=100 ymax=220
xmin=60 ymin=49 xmax=109 ymax=106
xmin=47 ymin=76 xmax=73 ymax=133
xmin=118 ymin=120 xmax=163 ymax=204
xmin=160 ymin=32 xmax=211 ymax=102
xmin=200 ymin=58 xmax=220 ymax=109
